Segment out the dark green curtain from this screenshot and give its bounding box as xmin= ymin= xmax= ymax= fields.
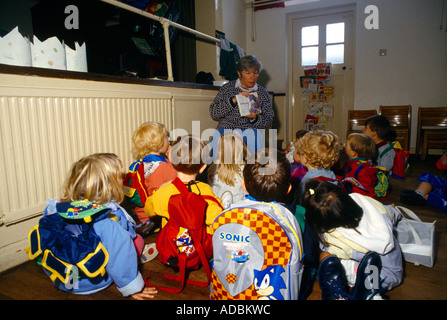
xmin=172 ymin=0 xmax=197 ymax=83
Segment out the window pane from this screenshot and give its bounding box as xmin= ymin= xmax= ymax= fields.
xmin=326 ymin=44 xmax=344 ymax=64
xmin=302 ymin=26 xmax=318 ymax=46
xmin=302 ymin=46 xmax=319 ymax=66
xmin=326 ymin=22 xmax=344 ymax=44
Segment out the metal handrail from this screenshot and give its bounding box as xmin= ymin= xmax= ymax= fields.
xmin=100 ymin=0 xmax=221 ymax=81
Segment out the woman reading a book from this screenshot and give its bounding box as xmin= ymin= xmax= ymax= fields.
xmin=209 ymin=55 xmax=274 ymax=154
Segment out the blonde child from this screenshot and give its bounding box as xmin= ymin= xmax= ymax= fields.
xmin=207 ymin=131 xmax=249 ymax=209
xmin=29 ymin=153 xmax=157 ymax=299
xmin=145 ymin=135 xmax=223 ymax=234
xmin=288 ymin=130 xmax=340 ymax=299
xmin=127 ymin=122 xmax=177 ymax=237
xmin=290 ymin=129 xmax=309 ymax=182
xmin=293 ymin=130 xmax=340 ymax=205
xmin=341 ymin=133 xmax=378 ymax=198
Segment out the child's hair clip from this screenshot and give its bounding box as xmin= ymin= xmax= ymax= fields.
xmin=309 ymin=188 xmax=315 ymax=195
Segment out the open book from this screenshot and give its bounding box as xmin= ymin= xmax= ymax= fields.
xmin=236 ymin=92 xmax=262 ymax=117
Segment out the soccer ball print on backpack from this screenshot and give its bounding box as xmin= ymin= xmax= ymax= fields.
xmin=210 ymin=199 xmax=303 ymax=300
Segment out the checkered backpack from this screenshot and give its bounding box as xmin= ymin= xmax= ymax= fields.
xmin=210 ymin=199 xmax=303 ymax=300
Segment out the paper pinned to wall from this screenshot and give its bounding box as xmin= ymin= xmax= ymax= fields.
xmin=0 ymin=26 xmax=32 ymax=67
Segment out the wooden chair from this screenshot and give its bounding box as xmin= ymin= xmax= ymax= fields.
xmin=379 ymin=105 xmax=411 ymax=150
xmin=416 ymin=107 xmax=447 ymax=160
xmin=347 ymin=109 xmax=377 ymax=138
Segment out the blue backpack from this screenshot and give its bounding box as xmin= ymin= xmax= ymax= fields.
xmin=27 ymin=201 xmax=111 ymax=286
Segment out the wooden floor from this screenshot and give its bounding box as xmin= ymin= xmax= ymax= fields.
xmin=0 ymin=155 xmax=446 ymax=301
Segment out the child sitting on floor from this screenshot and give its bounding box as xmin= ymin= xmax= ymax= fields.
xmin=293 ymin=130 xmax=340 ymax=206
xmin=125 ymin=122 xmax=177 ymax=237
xmin=340 ymin=133 xmax=378 ymax=198
xmin=363 ymin=115 xmax=397 ymax=174
xmin=207 ymin=131 xmax=249 ymax=209
xmin=144 ymin=134 xmax=223 ymax=234
xmin=302 ymin=179 xmax=403 ymax=300
xmin=400 ymin=151 xmax=447 ymax=213
xmin=27 ymin=153 xmax=158 ymax=299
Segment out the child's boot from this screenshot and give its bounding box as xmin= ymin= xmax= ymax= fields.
xmin=351 ymin=252 xmax=384 ymax=300
xmin=318 ymin=255 xmax=352 ymax=300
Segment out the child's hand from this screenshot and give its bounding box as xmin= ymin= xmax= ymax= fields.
xmin=132 ymin=286 xmax=158 ymax=300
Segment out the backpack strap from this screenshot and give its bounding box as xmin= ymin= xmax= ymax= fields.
xmin=172 ymin=178 xmax=223 ymax=209
xmin=171 ymin=177 xmax=192 ymax=194
xmin=312 ymin=176 xmax=339 ymax=183
xmin=380 ymin=142 xmax=394 ymax=158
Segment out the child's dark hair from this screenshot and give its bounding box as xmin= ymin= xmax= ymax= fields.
xmin=243 ymin=148 xmax=291 ymax=203
xmin=365 ymin=115 xmax=397 ymax=141
xmin=301 ymin=179 xmax=363 ymax=244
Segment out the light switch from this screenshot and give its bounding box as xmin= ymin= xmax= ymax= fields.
xmin=379 ymin=49 xmax=387 ymax=56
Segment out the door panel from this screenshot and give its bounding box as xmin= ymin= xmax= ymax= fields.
xmin=289 ymin=9 xmax=354 ymax=142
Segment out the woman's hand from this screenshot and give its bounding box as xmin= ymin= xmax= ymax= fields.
xmin=245 ymin=112 xmax=257 ymax=120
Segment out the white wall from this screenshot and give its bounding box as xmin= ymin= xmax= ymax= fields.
xmin=243 ymin=0 xmax=447 ymax=148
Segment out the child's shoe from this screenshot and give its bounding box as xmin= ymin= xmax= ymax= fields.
xmin=400 ymin=190 xmax=426 ymax=206
xmin=351 ymin=252 xmax=384 ymax=300
xmin=136 ymin=217 xmax=161 ymax=237
xmin=318 ymin=255 xmax=353 ymax=300
xmin=140 ymin=243 xmax=158 ymax=263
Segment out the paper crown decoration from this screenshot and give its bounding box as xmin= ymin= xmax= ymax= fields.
xmin=0 ymin=26 xmax=87 ymax=72
xmin=65 ymin=42 xmax=88 ymax=72
xmin=0 ymin=26 xmax=32 ymax=67
xmin=31 ymin=35 xmax=67 ymax=70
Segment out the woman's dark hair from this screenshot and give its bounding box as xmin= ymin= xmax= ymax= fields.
xmin=301 ymin=179 xmax=363 ymax=244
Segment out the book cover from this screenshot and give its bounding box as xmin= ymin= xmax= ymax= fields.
xmin=236 ymin=92 xmax=262 ymax=117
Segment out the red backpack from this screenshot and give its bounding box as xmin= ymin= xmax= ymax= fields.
xmin=381 ymin=141 xmax=410 ymax=179
xmin=149 ymin=178 xmax=222 ymax=293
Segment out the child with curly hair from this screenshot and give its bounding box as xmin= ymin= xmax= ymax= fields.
xmin=28 ymin=153 xmax=158 ymax=299
xmin=293 ymin=130 xmax=340 ymax=205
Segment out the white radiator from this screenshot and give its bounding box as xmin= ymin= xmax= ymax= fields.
xmin=0 ymin=95 xmax=173 ymax=225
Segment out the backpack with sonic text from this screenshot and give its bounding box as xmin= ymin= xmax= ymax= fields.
xmin=381 ymin=141 xmax=410 ymax=179
xmin=210 ymin=200 xmax=303 ymax=300
xmin=151 ymin=178 xmax=223 ymax=293
xmin=123 ymin=154 xmax=168 ymax=208
xmin=26 ymin=201 xmax=111 ymax=289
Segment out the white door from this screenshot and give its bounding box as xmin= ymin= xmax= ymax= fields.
xmin=288 ymin=8 xmax=355 ymax=142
